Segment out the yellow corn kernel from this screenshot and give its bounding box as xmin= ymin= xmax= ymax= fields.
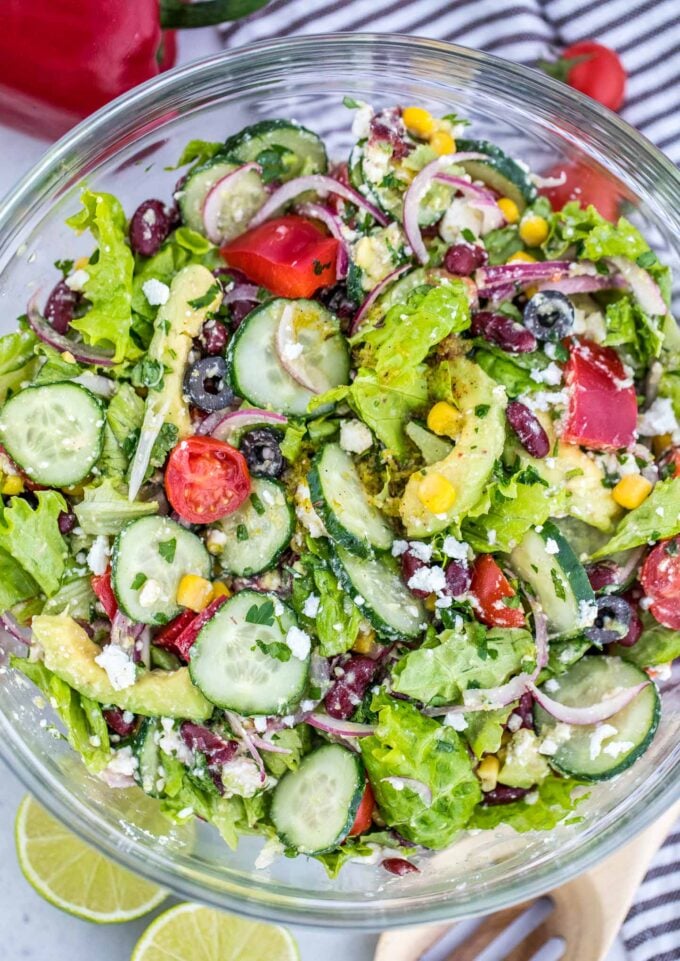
xmin=210 ymin=581 xmax=231 ymax=601
xmin=1 ymin=474 xmax=23 ymax=496
xmin=653 ymin=433 xmax=673 ymax=458
xmin=74 ymin=256 xmax=89 ymax=271
xmin=353 ymin=629 xmax=376 ymax=655
xmin=402 ymin=106 xmax=435 ymax=139
xmin=177 ymin=574 xmax=213 ymax=612
xmin=477 ymin=755 xmax=500 ymax=792
xmin=507 ymin=251 xmax=537 ymax=264
xmin=429 ymin=130 xmax=456 ymax=156
xmin=525 ymin=284 xmax=539 ymax=299
xmin=612 ymin=474 xmax=653 ymax=510
xmin=519 ymin=215 xmax=549 ymax=247
xmin=60 ymin=350 xmax=76 ymax=364
xmin=497 ymin=197 xmax=520 ymax=224
xmin=427 ymin=401 xmax=463 ymax=439
xmin=417 ymin=472 xmax=456 ymax=514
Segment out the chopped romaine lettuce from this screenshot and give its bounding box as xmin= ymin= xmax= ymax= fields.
xmin=0 ymin=491 xmax=67 ymax=596
xmin=42 ymin=575 xmax=96 ymax=620
xmin=590 ymin=478 xmax=680 ymax=558
xmin=471 ymin=776 xmax=587 ymax=832
xmin=74 ymin=479 xmax=158 ymax=535
xmin=603 ymin=293 xmax=664 ymax=369
xmin=291 ymin=544 xmax=362 ymax=657
xmin=0 ymin=546 xmax=39 ymax=612
xmin=611 ymin=611 xmax=680 ymax=667
xmin=463 ymin=707 xmax=512 ymax=759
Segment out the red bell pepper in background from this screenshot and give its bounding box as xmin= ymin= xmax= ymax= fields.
xmin=221 ymin=216 xmax=340 ymax=299
xmin=91 ymin=569 xmax=118 ymax=621
xmin=469 ymin=555 xmax=525 ymax=629
xmin=0 ymin=0 xmax=269 ymax=139
xmin=562 ymin=338 xmax=637 ymax=451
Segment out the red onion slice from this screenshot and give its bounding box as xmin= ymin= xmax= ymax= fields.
xmin=381 ymin=776 xmax=432 ymax=806
xmin=224 ymin=709 xmax=266 ymax=784
xmin=476 ymin=260 xmax=573 ymax=290
xmin=249 ymin=174 xmax=388 ymax=228
xmin=202 ymin=163 xmax=263 ymax=245
xmin=532 ymin=170 xmax=567 ymax=189
xmin=306 ymin=712 xmax=376 ymax=738
xmin=528 ymin=679 xmax=649 ymax=726
xmin=607 ymin=256 xmax=668 ymax=316
xmin=296 ymin=201 xmax=350 ymax=280
xmin=350 ymin=264 xmax=412 ymax=335
xmin=275 ymin=302 xmax=325 ymax=393
xmin=0 ymin=612 xmax=32 ymax=647
xmin=127 ymin=399 xmax=170 ymax=502
xmin=535 ymin=274 xmax=627 ymax=296
xmin=27 ymin=294 xmax=116 ymax=367
xmin=197 ymin=407 xmax=288 ymax=441
xmin=223 ymin=283 xmax=261 ymax=304
xmin=249 ymin=734 xmax=292 ymax=755
xmin=402 ymin=153 xmax=487 ymax=264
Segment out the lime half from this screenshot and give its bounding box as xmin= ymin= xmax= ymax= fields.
xmin=131 ymin=903 xmax=300 ymax=961
xmin=15 ymin=795 xmax=166 ymax=923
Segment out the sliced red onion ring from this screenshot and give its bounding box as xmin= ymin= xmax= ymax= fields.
xmin=73 ymin=372 xmax=116 ymax=398
xmin=607 ymin=256 xmax=668 ymax=316
xmin=197 ymin=407 xmax=288 ymax=441
xmin=249 ymin=734 xmax=292 ymax=755
xmin=202 ymin=163 xmax=262 ymax=245
xmin=275 ymin=302 xmax=325 ymax=393
xmin=527 ymin=679 xmax=649 ymax=726
xmin=249 ymin=174 xmax=388 ymax=229
xmin=296 ymin=201 xmax=350 ymax=280
xmin=381 ymin=776 xmax=432 ymax=806
xmin=0 ymin=612 xmax=32 ymax=647
xmin=27 ymin=294 xmax=115 ymax=367
xmin=223 ymin=283 xmax=261 ymax=304
xmin=110 ymin=610 xmax=143 ymax=655
xmin=350 ymin=264 xmax=412 ymax=335
xmin=531 ymin=170 xmax=567 ymax=189
xmin=535 ymin=274 xmax=627 ymax=296
xmin=224 ymin=710 xmax=266 ymax=783
xmin=402 ymin=153 xmax=487 ymax=264
xmin=476 ymin=260 xmax=573 ymax=291
xmin=306 ymin=712 xmax=376 ymax=738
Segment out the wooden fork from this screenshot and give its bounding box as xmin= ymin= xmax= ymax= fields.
xmin=375 ymin=801 xmax=680 ymax=961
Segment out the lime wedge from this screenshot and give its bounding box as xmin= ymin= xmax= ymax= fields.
xmin=131 ymin=903 xmax=300 ymax=961
xmin=15 ymin=795 xmax=166 ymax=923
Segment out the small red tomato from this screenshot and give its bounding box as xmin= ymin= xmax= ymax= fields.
xmin=349 ymin=782 xmax=375 ymax=836
xmin=165 ymin=436 xmax=251 ymax=524
xmin=540 ymin=159 xmax=622 ymax=222
xmin=470 ymin=555 xmax=525 ymax=629
xmin=640 ymin=538 xmax=680 ymax=630
xmin=558 ymin=41 xmax=626 ymax=112
xmin=91 ymin=568 xmax=117 ymax=621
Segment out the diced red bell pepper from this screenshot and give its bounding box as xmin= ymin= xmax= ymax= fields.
xmin=91 ymin=568 xmax=117 ymax=621
xmin=470 ymin=555 xmax=525 ymax=629
xmin=152 ymin=595 xmax=227 ymax=662
xmin=563 ymin=338 xmax=637 ymax=451
xmin=220 ymin=216 xmax=339 ymax=299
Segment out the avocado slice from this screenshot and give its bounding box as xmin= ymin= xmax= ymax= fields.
xmin=32 ymin=615 xmax=212 ymax=720
xmin=400 ymin=356 xmax=507 ymax=537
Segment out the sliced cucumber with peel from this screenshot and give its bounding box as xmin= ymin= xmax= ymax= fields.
xmin=331 ymin=546 xmax=426 ymax=640
xmin=189 ymin=589 xmax=309 ymax=715
xmin=133 ymin=717 xmax=164 ymax=798
xmin=534 ymin=656 xmax=660 ymax=781
xmin=308 ymin=443 xmax=393 ymax=557
xmin=214 ymin=478 xmax=293 ymax=577
xmin=0 ymin=382 xmax=104 ymax=487
xmin=178 ymin=157 xmax=239 ymax=233
xmin=456 ymin=138 xmax=537 ymax=211
xmin=270 ymin=744 xmax=364 ymax=854
xmin=112 ymin=516 xmax=211 ymax=625
xmin=223 ymin=119 xmax=328 ymax=180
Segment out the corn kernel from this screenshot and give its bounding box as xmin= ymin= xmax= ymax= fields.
xmin=417 ymin=472 xmax=456 ymax=514
xmin=519 ymin=215 xmax=549 ymax=247
xmin=477 ymin=755 xmax=500 ymax=792
xmin=497 ymin=197 xmax=520 ymax=224
xmin=525 ymin=284 xmax=539 ymax=299
xmin=353 ymin=629 xmax=376 ymax=655
xmin=1 ymin=475 xmax=23 ymax=496
xmin=653 ymin=433 xmax=673 ymax=458
xmin=211 ymin=581 xmax=231 ymax=601
xmin=427 ymin=401 xmax=463 ymax=439
xmin=402 ymin=106 xmax=435 ymax=139
xmin=60 ymin=350 xmax=76 ymax=364
xmin=507 ymin=251 xmax=537 ymax=264
xmin=612 ymin=474 xmax=653 ymax=510
xmin=74 ymin=256 xmax=89 ymax=271
xmin=177 ymin=574 xmax=213 ymax=612
xmin=429 ymin=130 xmax=456 ymax=156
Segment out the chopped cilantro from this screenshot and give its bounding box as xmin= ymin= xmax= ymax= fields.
xmin=474 ymin=404 xmax=491 ymax=418
xmin=550 ymin=568 xmax=567 ymax=601
xmin=461 ymin=228 xmax=476 ymax=244
xmin=158 ymin=538 xmax=177 ymax=563
xmin=636 ymin=250 xmax=658 ymax=269
xmin=250 ymin=492 xmax=265 ymax=516
xmin=255 ymin=639 xmax=291 ymax=662
xmin=236 ymin=523 xmax=249 ymax=541
xmin=343 ymin=96 xmax=361 ymax=109
xmin=312 ymin=259 xmax=332 ymax=276
xmin=188 ymin=282 xmax=221 ymax=310
xmin=54 ymin=258 xmax=74 ymax=278
xmin=245 ymin=599 xmax=275 ymax=626
xmin=131 ymin=572 xmax=147 ymax=590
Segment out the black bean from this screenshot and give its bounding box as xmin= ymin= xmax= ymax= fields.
xmin=129 ymin=199 xmax=173 ymax=257
xmin=472 ymin=311 xmax=537 ymax=353
xmin=506 ymin=401 xmax=550 ymax=458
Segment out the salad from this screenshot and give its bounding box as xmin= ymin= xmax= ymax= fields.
xmin=3 ymin=101 xmax=680 ymax=878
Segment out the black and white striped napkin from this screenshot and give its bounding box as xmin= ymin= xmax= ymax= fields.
xmin=219 ymin=4 xmax=680 ymax=956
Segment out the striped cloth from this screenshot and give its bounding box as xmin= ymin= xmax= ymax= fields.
xmin=221 ymin=4 xmax=679 ymax=958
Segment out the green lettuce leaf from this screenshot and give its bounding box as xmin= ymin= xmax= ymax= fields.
xmin=11 ymin=657 xmax=110 ymax=771
xmin=107 ymin=382 xmax=145 ymax=449
xmin=546 ymin=203 xmax=649 ymax=263
xmin=173 ymin=139 xmax=223 ymax=169
xmin=74 ymin=479 xmax=158 ymax=535
xmin=0 ymin=546 xmax=39 ymax=612
xmin=463 ymin=707 xmax=512 ymax=759
xmin=0 ymin=491 xmax=67 ymax=596
xmin=0 ymin=329 xmax=38 ymax=402
xmin=32 ymin=346 xmax=82 ymax=386
xmin=659 ymin=370 xmax=680 ymax=419
xmin=463 ymin=473 xmax=566 ymax=554
xmin=42 ymin=575 xmax=95 ymax=620
xmin=350 ymin=366 xmax=428 ymax=457
xmin=603 ymin=294 xmax=664 ymax=369
xmin=67 ymin=191 xmax=135 ymax=363
xmin=590 ymin=478 xmax=680 ymax=558
xmin=291 ymin=545 xmax=362 ymax=657
xmin=392 ymin=622 xmax=535 ymax=706
xmin=471 ymin=776 xmax=587 ymax=832
xmin=160 ymin=771 xmax=267 ymax=849
xmin=361 ymin=694 xmax=481 ymax=848
xmin=610 ymin=611 xmax=680 ymax=667
xmin=314 ymin=830 xmax=416 ymax=879
xmin=262 ymin=725 xmax=313 ymax=778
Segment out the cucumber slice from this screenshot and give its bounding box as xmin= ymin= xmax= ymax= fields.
xmin=308 ymin=443 xmax=393 ymax=557
xmin=178 ymin=157 xmax=239 ymax=233
xmin=405 ymin=421 xmax=454 ymax=465
xmin=202 ymin=164 xmax=268 ymax=244
xmin=331 ymin=546 xmax=426 ymax=640
xmin=0 ymin=382 xmax=104 ymax=486
xmin=456 ymin=138 xmax=537 ymax=212
xmin=534 ymin=656 xmax=660 ymax=781
xmin=224 ymin=119 xmax=328 ymax=181
xmin=112 ymin=516 xmax=211 ymax=625
xmin=214 ymin=478 xmax=293 ymax=577
xmin=189 ymin=589 xmax=309 ymax=714
xmin=227 ymin=298 xmax=350 ymax=417
xmin=270 ymin=744 xmax=364 ymax=854
xmin=510 ymin=521 xmax=595 ymax=638
xmin=133 ymin=717 xmax=164 ymax=797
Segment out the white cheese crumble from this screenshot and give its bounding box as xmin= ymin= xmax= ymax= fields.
xmin=294 ymin=482 xmax=327 ymax=539
xmin=589 ymin=723 xmax=618 ymax=760
xmin=303 ymin=594 xmax=321 ymax=618
xmin=99 ymin=746 xmax=138 ymax=788
xmin=138 ymin=577 xmax=164 ymax=609
xmin=281 ymin=340 xmax=304 ymax=361
xmin=351 ymin=102 xmax=373 ymax=139
xmin=407 ymin=565 xmax=446 ymax=595
xmin=142 ymin=278 xmax=170 ymax=306
xmin=443 ymin=712 xmax=467 ymax=731
xmin=530 ymin=362 xmax=563 ymax=386
xmin=158 ymin=717 xmax=193 ymax=764
xmin=391 ymin=539 xmax=409 ymax=557
xmin=255 ymin=836 xmax=286 ymax=870
xmin=86 ymin=535 xmax=110 ymax=576
xmin=544 ymin=678 xmax=561 ymax=693
xmin=638 ymin=397 xmax=680 ymax=439
xmin=206 ymin=528 xmax=227 ymax=553
xmin=602 ymin=740 xmax=634 ymax=759
xmin=407 ymin=541 xmax=432 ymax=563
xmin=285 ymin=626 xmax=312 ymax=660
xmin=94 ymin=644 xmax=136 ymax=691
xmin=577 ymin=598 xmax=598 ymax=628
xmin=506 ymin=713 xmax=523 ymax=733
xmin=222 ymin=757 xmax=264 ymax=799
xmin=339 ymin=419 xmax=373 ymax=454
xmin=443 ymin=536 xmax=469 ymax=561
xmin=65 ymin=268 xmax=90 ymax=292
xmin=545 ymin=538 xmax=560 ymax=555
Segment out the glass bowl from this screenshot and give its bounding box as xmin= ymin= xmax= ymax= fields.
xmin=0 ymin=34 xmax=679 ymax=930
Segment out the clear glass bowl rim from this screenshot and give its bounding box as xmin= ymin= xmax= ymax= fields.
xmin=1 ymin=32 xmax=680 ymax=930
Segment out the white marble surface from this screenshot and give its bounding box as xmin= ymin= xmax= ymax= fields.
xmin=0 ymin=26 xmax=626 ymax=961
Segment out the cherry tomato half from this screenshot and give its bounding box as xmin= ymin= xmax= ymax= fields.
xmin=640 ymin=537 xmax=680 ymax=630
xmin=165 ymin=436 xmax=251 ymax=524
xmin=349 ymin=782 xmax=375 ymax=836
xmin=470 ymin=555 xmax=525 ymax=629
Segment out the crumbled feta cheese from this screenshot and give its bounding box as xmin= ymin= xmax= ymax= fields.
xmin=94 ymin=644 xmax=136 ymax=691
xmin=577 ymin=598 xmax=598 ymax=628
xmin=439 ymin=197 xmax=498 ymax=242
xmin=99 ymin=746 xmax=138 ymax=788
xmin=589 ymin=723 xmax=618 ymax=760
xmin=638 ymin=397 xmax=680 ymax=438
xmin=255 ymin=836 xmax=286 ymax=870
xmin=138 ymin=577 xmax=164 ymax=609
xmin=86 ymin=535 xmax=110 ymax=576
xmin=206 ymin=528 xmax=227 ymax=553
xmin=573 ymin=304 xmax=607 ymax=342
xmin=602 ymin=740 xmax=634 ymax=759
xmin=407 ymin=565 xmax=446 ymax=595
xmin=443 ymin=712 xmax=467 ymax=731
xmin=158 ymin=717 xmax=193 ymax=764
xmin=545 ymin=538 xmax=559 ymax=555
xmin=442 ymin=536 xmax=469 ymax=561
xmin=339 ymin=419 xmax=373 ymax=454
xmin=142 ymin=278 xmax=170 ymax=306
xmin=530 ymin=362 xmax=563 ymax=386
xmin=281 ymin=340 xmax=304 ymax=361
xmin=487 ymin=529 xmax=497 ymax=546
xmin=520 ymin=389 xmax=569 ymax=413
xmin=351 ymin=102 xmax=373 ymax=139
xmin=391 ymin=539 xmax=409 ymax=557
xmin=294 ymin=482 xmax=327 ymax=538
xmin=285 ymin=626 xmax=311 ymax=660
xmin=253 ymin=716 xmax=268 ymax=733
xmin=435 ymin=596 xmax=453 ymax=609
xmin=544 ymin=678 xmax=560 ymax=693
xmin=222 ymin=757 xmax=264 ymax=799
xmin=407 ymin=541 xmax=432 ymax=563
xmin=303 ymin=594 xmax=321 ymax=618
xmin=65 ymin=268 xmax=90 ymax=292
xmin=272 ymin=596 xmax=284 ymax=617
xmin=506 ymin=713 xmax=523 ymax=733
